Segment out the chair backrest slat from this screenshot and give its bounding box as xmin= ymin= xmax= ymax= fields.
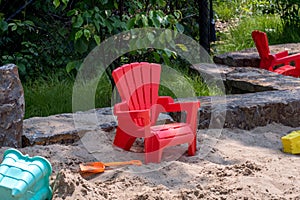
xmin=149 ymin=63 xmax=160 ymax=106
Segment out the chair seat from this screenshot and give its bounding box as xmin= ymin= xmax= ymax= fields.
xmin=274 ymin=65 xmax=300 ymax=77
xmin=151 ymin=123 xmax=192 ymax=139
xmin=274 ymin=65 xmax=295 ymax=74
xmin=145 ymin=122 xmax=195 ymax=163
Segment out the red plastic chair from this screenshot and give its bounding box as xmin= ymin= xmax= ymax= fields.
xmin=112 ymin=62 xmax=200 ymax=163
xmin=252 ymin=30 xmax=300 ymax=77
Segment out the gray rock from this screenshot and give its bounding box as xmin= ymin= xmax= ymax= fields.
xmin=0 ymin=64 xmax=24 ymax=147
xmin=22 ymin=109 xmax=116 ymax=146
xmin=225 ymin=67 xmax=300 ymax=93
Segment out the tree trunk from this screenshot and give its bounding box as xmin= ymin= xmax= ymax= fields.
xmin=197 ymin=0 xmax=210 ymax=53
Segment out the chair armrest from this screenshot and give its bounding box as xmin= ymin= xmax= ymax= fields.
xmin=114 ymin=102 xmax=149 ymax=117
xmin=157 ymin=96 xmax=174 ymax=106
xmin=164 ymin=101 xmax=200 ymax=112
xmin=113 ymin=102 xmax=128 ymax=114
xmin=115 ymin=108 xmax=150 ymax=120
xmin=114 ymin=107 xmax=151 ymax=138
xmin=274 ymin=53 xmax=300 ymax=66
xmin=274 ymin=50 xmax=288 ymax=59
xmin=164 ymin=101 xmax=200 ymax=134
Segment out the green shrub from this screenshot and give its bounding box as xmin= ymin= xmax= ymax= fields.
xmin=275 ymin=0 xmax=300 ymax=27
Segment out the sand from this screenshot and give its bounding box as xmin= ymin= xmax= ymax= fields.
xmin=1 ymin=123 xmax=299 ymax=199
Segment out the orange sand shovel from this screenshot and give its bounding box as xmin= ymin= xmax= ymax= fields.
xmin=79 ymin=160 xmax=142 ymax=173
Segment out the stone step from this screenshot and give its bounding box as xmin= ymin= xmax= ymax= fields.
xmin=197 ymin=89 xmax=300 ymax=130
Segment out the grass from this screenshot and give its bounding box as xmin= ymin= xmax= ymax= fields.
xmin=23 ymin=75 xmax=74 ymax=119
xmin=214 ymin=14 xmax=283 ymax=54
xmin=214 ymin=0 xmax=300 ymax=54
xmin=23 ymin=73 xmax=112 ymax=119
xmin=213 ymin=0 xmax=274 ymax=21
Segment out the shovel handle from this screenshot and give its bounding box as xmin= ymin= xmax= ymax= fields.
xmin=103 ymin=160 xmax=142 ymax=167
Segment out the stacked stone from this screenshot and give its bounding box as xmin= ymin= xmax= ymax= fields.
xmin=0 ymin=64 xmax=24 ymax=147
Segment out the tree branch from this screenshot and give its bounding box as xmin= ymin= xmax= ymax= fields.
xmin=6 ymin=0 xmax=35 ymax=21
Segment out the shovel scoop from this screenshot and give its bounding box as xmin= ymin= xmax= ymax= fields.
xmin=79 ymin=160 xmax=142 ymax=173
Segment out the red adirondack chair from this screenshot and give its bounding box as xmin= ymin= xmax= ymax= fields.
xmin=112 ymin=62 xmax=200 ymax=163
xmin=252 ymin=30 xmax=300 ymax=77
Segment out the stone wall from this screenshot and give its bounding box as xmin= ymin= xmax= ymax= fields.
xmin=198 ymin=89 xmax=300 ymax=130
xmin=189 ymin=63 xmax=300 ymax=130
xmin=0 ymin=64 xmax=24 ymax=147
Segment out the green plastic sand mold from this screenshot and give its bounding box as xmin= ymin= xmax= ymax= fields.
xmin=0 ymin=148 xmax=52 ymax=200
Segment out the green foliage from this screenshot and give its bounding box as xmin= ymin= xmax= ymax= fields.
xmin=0 ymin=0 xmax=75 ymax=80
xmin=1 ymin=0 xmax=221 ymax=118
xmin=63 ymin=0 xmax=187 ymax=73
xmin=275 ymin=0 xmax=300 ymax=28
xmin=0 ymin=0 xmax=196 ymax=79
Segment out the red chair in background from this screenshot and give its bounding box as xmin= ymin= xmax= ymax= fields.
xmin=252 ymin=30 xmax=300 ymax=77
xmin=112 ymin=62 xmax=200 ymax=163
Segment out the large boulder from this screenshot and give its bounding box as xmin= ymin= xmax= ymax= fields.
xmin=0 ymin=64 xmax=24 ymax=147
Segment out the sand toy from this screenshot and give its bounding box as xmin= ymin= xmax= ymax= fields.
xmin=281 ymin=130 xmax=300 ymax=154
xmin=0 ymin=148 xmax=52 ymax=200
xmin=80 ymin=160 xmax=142 ymax=173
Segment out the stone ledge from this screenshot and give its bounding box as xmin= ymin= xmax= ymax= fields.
xmin=190 ymin=62 xmax=300 ymax=130
xmin=191 ymin=64 xmax=300 ymax=93
xmin=213 ymin=43 xmax=300 ymax=67
xmin=23 ymin=87 xmax=300 ymax=146
xmin=225 ymin=67 xmax=300 ymax=93
xmin=198 ymin=89 xmax=300 ymax=130
xmin=22 ymin=108 xmax=116 ymax=147
xmin=22 ymin=108 xmax=173 ymax=147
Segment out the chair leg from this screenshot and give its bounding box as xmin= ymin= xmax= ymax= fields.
xmin=145 ymin=149 xmax=163 ymax=163
xmin=188 ymin=137 xmax=196 ymax=156
xmin=113 ymin=127 xmax=136 ymax=151
xmin=144 ymin=136 xmax=163 ymax=163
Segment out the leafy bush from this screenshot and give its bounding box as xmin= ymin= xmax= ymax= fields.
xmin=1 ymin=0 xmax=196 ymax=80
xmin=0 ymin=0 xmax=76 ymax=80
xmin=275 ymin=0 xmax=300 ymax=27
